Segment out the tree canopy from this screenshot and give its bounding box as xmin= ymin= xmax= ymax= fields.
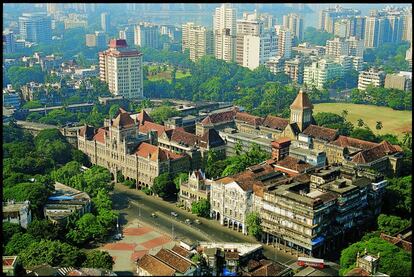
xmin=82 ymin=250 xmax=114 ymax=270
xmin=246 ymin=212 xmax=262 ymax=239
xmin=152 ymin=173 xmax=177 ymax=199
xmin=191 ymin=199 xmax=210 ymax=218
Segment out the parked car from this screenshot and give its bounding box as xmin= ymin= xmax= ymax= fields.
xmin=151 ymin=213 xmax=157 ymax=218
xmin=113 ymin=233 xmax=122 ymax=240
xmin=195 ymin=219 xmax=201 ymax=225
xmin=185 ymin=219 xmax=192 ymax=225
xmin=171 ymin=212 xmax=178 ymax=217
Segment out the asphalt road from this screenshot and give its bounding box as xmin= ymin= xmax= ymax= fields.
xmin=111 ymin=183 xmax=297 ymax=265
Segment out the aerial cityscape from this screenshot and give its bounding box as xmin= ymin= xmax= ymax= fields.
xmin=2 ymin=3 xmax=412 ymax=276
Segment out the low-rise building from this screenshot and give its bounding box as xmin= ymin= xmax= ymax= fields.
xmin=284 ymin=57 xmax=304 ymax=84
xmin=3 ymin=256 xmax=19 ymax=276
xmin=303 ymin=58 xmax=343 ymax=89
xmin=195 ymin=108 xmax=238 ymax=136
xmin=274 ymin=156 xmax=314 ymax=176
xmin=179 ymin=170 xmax=212 ymax=211
xmin=2 ymin=200 xmax=32 ymax=229
xmin=345 ymin=250 xmax=389 ymax=276
xmin=384 ymin=71 xmax=412 ymax=91
xmin=358 ymin=68 xmax=386 ymax=91
xmin=3 ymin=86 xmax=21 ymax=109
xmin=43 ymin=182 xmax=91 ymax=225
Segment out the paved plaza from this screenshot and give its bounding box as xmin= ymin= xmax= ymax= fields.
xmin=100 ymin=219 xmax=175 ymax=274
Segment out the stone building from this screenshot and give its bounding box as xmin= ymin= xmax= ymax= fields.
xmin=77 ymin=108 xmax=190 ymax=189
xmin=179 ymin=170 xmax=212 ymax=211
xmin=2 ymin=200 xmax=32 ymax=229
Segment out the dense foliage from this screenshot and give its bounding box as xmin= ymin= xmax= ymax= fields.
xmin=339 ymin=237 xmax=411 ymax=276
xmin=246 ymin=212 xmax=262 ymax=239
xmin=150 ymin=105 xmax=181 ymax=124
xmin=382 ymin=176 xmax=412 ymax=218
xmin=303 ymin=27 xmax=334 ymax=46
xmin=350 ymin=86 xmax=412 ymax=111
xmin=363 ymin=42 xmax=410 ymax=73
xmin=82 ymin=250 xmax=114 ymax=270
xmin=314 ymin=112 xmax=354 ymax=136
xmin=191 ymin=199 xmax=211 ymax=218
xmin=6 ymin=65 xmax=45 ymax=89
xmin=152 ymin=173 xmax=178 ymax=199
xmin=376 ymin=214 xmax=411 ymax=235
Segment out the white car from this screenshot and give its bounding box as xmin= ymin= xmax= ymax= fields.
xmin=113 ymin=233 xmax=122 ymax=240
xmin=171 ymin=212 xmax=178 ymax=217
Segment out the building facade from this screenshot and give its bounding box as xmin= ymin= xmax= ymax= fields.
xmin=99 ymin=39 xmax=143 ymax=99
xmin=19 ymin=12 xmax=52 ymax=44
xmin=134 ymin=22 xmax=160 ymax=49
xmin=358 ymin=68 xmax=385 ymax=91
xmin=303 ymin=58 xmax=343 ymax=89
xmin=283 ymin=13 xmax=304 ymax=42
xmin=213 ymin=4 xmax=237 ymax=62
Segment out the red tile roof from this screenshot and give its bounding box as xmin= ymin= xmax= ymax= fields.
xmin=112 ymin=111 xmax=135 ymax=128
xmin=139 ymin=121 xmax=171 ymax=136
xmin=171 ymin=245 xmax=190 ymax=258
xmin=170 ymin=128 xmax=200 ymax=148
xmin=345 ymin=267 xmax=370 ymax=276
xmin=261 ymin=115 xmax=289 ymax=131
xmin=290 ymin=89 xmax=313 ymax=110
xmin=154 ymin=248 xmax=192 ymax=273
xmin=235 ymin=112 xmax=263 ymax=126
xmin=332 ymin=135 xmax=378 ymax=150
xmin=92 ymin=127 xmax=107 ymax=144
xmin=275 ymin=156 xmax=313 ymax=174
xmin=135 ymin=142 xmax=185 ymax=161
xmin=201 ymin=109 xmax=237 ymax=125
xmin=351 ymin=140 xmax=403 ymax=164
xmin=136 ymin=254 xmax=176 ymax=276
xmin=78 ymin=125 xmax=95 ymax=139
xmin=303 ymin=124 xmax=338 ymax=142
xmin=137 ymin=110 xmax=154 ymax=125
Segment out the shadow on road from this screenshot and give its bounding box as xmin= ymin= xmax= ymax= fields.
xmin=114 ymin=270 xmax=134 ymax=276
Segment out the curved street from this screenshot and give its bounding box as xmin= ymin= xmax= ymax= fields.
xmin=111 ymin=183 xmax=297 ymax=265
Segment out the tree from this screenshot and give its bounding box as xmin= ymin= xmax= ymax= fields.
xmin=152 ymin=173 xmax=177 ymax=198
xmin=339 ymin=237 xmax=411 ymax=276
xmin=191 ymin=199 xmax=210 ymax=217
xmin=66 ymin=213 xmax=107 ymax=245
xmin=51 ymin=161 xmax=82 ymax=184
xmin=5 ymin=233 xmax=37 ymax=255
xmin=357 ymin=118 xmax=365 ymax=127
xmin=341 ymin=110 xmax=349 ymax=119
xmin=18 ymin=239 xmax=84 ymax=268
xmin=82 ymin=250 xmax=114 ymax=270
xmin=304 ymin=27 xmax=334 ymax=46
xmin=375 ymin=121 xmax=383 ymax=130
xmin=150 ymin=105 xmax=180 ymax=124
xmin=27 ymin=219 xmax=61 ymax=241
xmin=246 ymin=212 xmax=262 ymax=239
xmin=3 ymin=182 xmax=52 ymax=217
xmin=7 ymin=65 xmax=45 ymax=89
xmin=377 ymin=214 xmax=411 ymax=235
xmin=22 ymin=100 xmax=43 ymax=109
xmin=92 ymin=189 xmax=113 ymax=213
xmin=173 ymin=172 xmax=189 ymax=190
xmin=3 ymin=222 xmax=23 ymax=245
xmin=382 ymin=176 xmax=412 ymax=218
xmin=350 ymin=127 xmax=378 ymax=142
xmin=402 ymin=132 xmax=412 ymax=148
xmin=108 ymin=104 xmax=121 ymax=118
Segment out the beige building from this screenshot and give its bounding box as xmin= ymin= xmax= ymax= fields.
xmin=384 ymin=72 xmax=412 ymax=91
xmin=187 ymin=24 xmax=214 ymax=62
xmin=77 ymin=109 xmax=190 ymax=189
xmin=283 ymin=13 xmax=304 ymax=42
xmin=99 ymin=39 xmax=143 ymax=99
xmin=326 ymin=37 xmax=349 ymax=58
xmin=277 ymin=27 xmax=292 ymax=59
xmin=213 ymin=4 xmax=236 ymax=62
xmin=179 ymin=170 xmax=212 ymax=211
xmin=303 ymin=58 xmax=343 ymax=89
xmin=284 ymin=57 xmax=304 ymax=84
xmin=85 ymin=34 xmax=96 ymax=47
xmin=358 ymin=68 xmax=385 ymax=91
xmin=134 ymin=22 xmax=160 ymax=49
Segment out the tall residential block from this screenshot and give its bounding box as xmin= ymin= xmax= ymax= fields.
xmin=213 ymin=4 xmax=236 ymax=62
xmin=277 ymin=27 xmax=292 ymax=59
xmin=346 ymin=36 xmax=364 ymax=58
xmin=119 ymin=26 xmax=135 ymax=47
xmin=3 ymin=31 xmax=16 ymax=53
xmin=187 ymin=25 xmax=214 ymax=62
xmin=19 ymin=12 xmax=52 ymax=44
xmin=402 ymin=12 xmax=412 ymax=43
xmin=134 ymin=23 xmax=160 ymax=49
xmin=95 ymin=31 xmax=107 ymax=48
xmin=333 ymin=18 xmax=352 ymax=38
xmin=101 ymin=12 xmax=110 ymax=32
xmin=182 ymin=22 xmax=195 ymax=52
xmin=99 ymin=39 xmax=143 ymax=99
xmin=364 ymin=16 xmax=386 ymax=48
xmin=326 ymin=37 xmax=349 ymax=58
xmin=319 ymin=5 xmax=361 ymax=33
xmin=358 ymin=68 xmax=385 ymax=91
xmin=236 ymin=13 xmax=262 ymax=65
xmin=282 ymin=13 xmax=304 ymax=42
xmin=85 ymin=34 xmax=96 ymax=47
xmin=303 ymin=58 xmax=343 ymax=89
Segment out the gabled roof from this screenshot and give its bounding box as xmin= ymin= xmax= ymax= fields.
xmin=136 ymin=254 xmax=176 ymax=276
xmin=112 ymin=109 xmax=135 ymax=128
xmin=154 ymin=248 xmax=192 ymax=273
xmin=137 ymin=110 xmax=154 ymax=125
xmin=139 ymin=121 xmax=171 ymax=136
xmin=235 ymin=112 xmax=263 ymax=126
xmin=200 ymin=109 xmax=237 ymax=125
xmin=261 ymin=115 xmax=289 ymax=131
xmin=78 ymin=125 xmax=95 ymax=140
xmin=332 ymin=135 xmax=378 ymax=150
xmin=276 ymin=156 xmax=313 ymax=173
xmin=135 ymin=142 xmax=185 ymax=161
xmin=303 ymin=124 xmax=338 ymax=142
xmin=92 ymin=127 xmax=107 ymax=144
xmin=171 ymin=245 xmax=190 ymax=258
xmin=351 ymin=140 xmax=403 ymax=164
xmin=200 ymin=128 xmax=225 ymax=148
xmin=170 ymin=128 xmax=200 ymax=148
xmin=290 ymin=89 xmax=313 ymax=110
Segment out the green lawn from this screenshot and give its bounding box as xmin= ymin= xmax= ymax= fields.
xmin=313 ymin=103 xmax=412 ymax=139
xmin=147 ymin=65 xmax=191 ymax=83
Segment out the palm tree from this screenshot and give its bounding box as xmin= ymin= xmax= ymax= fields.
xmin=375 ymin=121 xmax=383 ymax=130
xmin=341 ymin=110 xmax=349 ymax=119
xmin=357 ymin=118 xmax=364 ymax=128
xmin=402 ymin=132 xmax=412 ymax=148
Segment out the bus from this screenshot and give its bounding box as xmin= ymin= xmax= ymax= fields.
xmin=297 ymin=257 xmax=324 ymax=269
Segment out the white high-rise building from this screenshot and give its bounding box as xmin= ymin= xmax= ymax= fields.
xmin=358 ymin=68 xmax=386 ymax=91
xmin=19 ymin=12 xmax=52 ymax=44
xmin=364 ymin=16 xmax=386 ymax=48
xmin=243 ymin=32 xmax=277 ymax=70
xmin=303 ymin=58 xmax=343 ymax=89
xmin=282 ymin=13 xmax=304 ymax=42
xmin=326 ymin=37 xmax=349 ymax=58
xmin=119 ymin=26 xmax=135 ymax=47
xmin=134 ymin=23 xmax=160 ymax=49
xmin=101 ymin=12 xmax=110 ymax=32
xmin=213 ymin=4 xmax=236 ymax=62
xmin=99 ymin=39 xmax=143 ymax=99
xmin=187 ymin=24 xmax=214 ymax=62
xmin=276 ymin=27 xmax=292 ymax=59
xmin=182 ymin=22 xmax=195 ymax=52
xmin=346 ymin=36 xmax=364 ymax=58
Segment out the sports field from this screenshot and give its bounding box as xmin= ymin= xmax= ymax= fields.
xmin=313 ymin=103 xmax=412 ymax=139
